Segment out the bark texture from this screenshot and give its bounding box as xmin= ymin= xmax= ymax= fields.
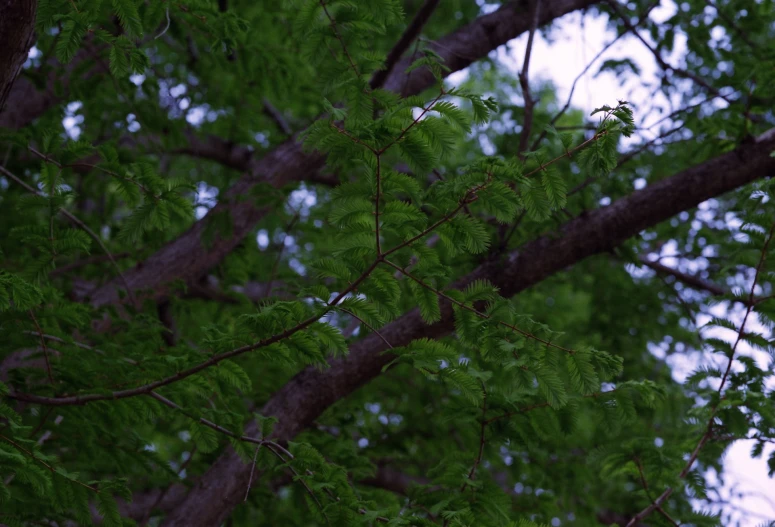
xmin=0 ymin=0 xmax=37 ymax=114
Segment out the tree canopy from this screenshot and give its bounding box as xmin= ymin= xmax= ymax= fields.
xmin=0 ymin=0 xmax=774 ymax=526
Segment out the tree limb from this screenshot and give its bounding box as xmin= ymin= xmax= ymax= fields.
xmin=87 ymin=0 xmax=602 ymax=309
xmin=368 ymin=0 xmax=441 ymax=90
xmin=159 ymin=129 xmax=775 ymax=525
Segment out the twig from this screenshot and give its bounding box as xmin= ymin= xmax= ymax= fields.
xmin=485 ymin=389 xmax=616 ymax=424
xmin=28 ymin=310 xmax=55 ymax=385
xmin=615 ymin=124 xmax=685 ymax=169
xmin=49 ymin=252 xmax=132 ymax=277
xmin=530 ymin=0 xmax=659 ymax=151
xmin=334 ymin=306 xmax=393 ymax=349
xmin=141 ymin=445 xmax=197 ymax=526
xmin=703 ymin=0 xmax=762 ymax=57
xmin=384 ymin=259 xmax=576 ymax=354
xmin=0 ymin=433 xmax=98 ymax=492
xmin=0 ymin=164 xmax=137 ymax=307
xmin=382 ymin=179 xmax=488 ymax=259
xmin=265 ymin=209 xmax=302 ymax=297
xmin=378 ymin=88 xmax=446 ymax=154
xmin=320 ymin=0 xmax=360 ymax=80
xmin=10 ymin=259 xmax=383 ymax=406
xmin=244 ymin=445 xmax=261 ymax=502
xmin=261 ymin=442 xmax=331 ymax=525
xmin=462 ymin=387 xmax=487 ymax=491
xmin=606 ymin=0 xmax=731 ymax=105
xmin=625 ymin=219 xmax=775 ymax=527
xmin=443 ymin=386 xmax=488 ymax=527
xmin=517 ymin=0 xmax=541 ymax=156
xmin=263 ymin=98 xmax=292 ymax=136
xmin=376 ymin=154 xmax=382 ymax=255
xmin=155 ymin=7 xmax=172 ymax=39
xmin=633 ymin=457 xmax=680 ymax=526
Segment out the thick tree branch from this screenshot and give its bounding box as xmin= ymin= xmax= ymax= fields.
xmin=382 ymin=0 xmax=602 ymax=96
xmin=160 ymin=128 xmax=775 ymax=525
xmin=88 ymin=0 xmax=602 ymax=309
xmin=369 ymin=0 xmax=441 ymax=90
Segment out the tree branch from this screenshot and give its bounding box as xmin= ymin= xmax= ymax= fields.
xmin=87 ymin=0 xmax=602 ymax=309
xmin=624 ymin=218 xmax=775 ymax=527
xmin=369 ymin=0 xmax=441 ymax=90
xmin=517 ymin=0 xmax=542 ymax=156
xmin=159 ymin=130 xmax=775 ymax=525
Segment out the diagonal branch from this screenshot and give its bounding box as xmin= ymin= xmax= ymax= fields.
xmin=88 ymin=0 xmax=602 ymax=310
xmin=159 ymin=132 xmax=775 ymax=525
xmin=369 ymin=0 xmax=441 ymax=90
xmin=606 ymin=0 xmax=732 ymax=105
xmin=638 ymin=256 xmax=727 ymax=296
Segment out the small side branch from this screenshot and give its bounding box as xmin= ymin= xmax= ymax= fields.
xmin=517 ymin=0 xmax=541 ymax=156
xmin=624 ymin=219 xmax=775 ymax=527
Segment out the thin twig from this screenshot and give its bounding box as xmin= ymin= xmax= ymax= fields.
xmin=530 ymin=0 xmax=660 ymax=151
xmin=625 ymin=219 xmax=775 ymax=527
xmin=485 ymin=389 xmax=616 ymax=424
xmin=0 ymin=164 xmax=137 ymax=306
xmin=141 ymin=445 xmax=197 ymax=526
xmin=263 ymin=98 xmax=293 ymax=136
xmin=634 ymin=457 xmax=680 ymax=526
xmin=244 ymin=445 xmax=261 ymax=502
xmin=378 ymin=88 xmax=446 ymax=154
xmin=375 ymin=154 xmax=382 ymax=255
xmin=517 ymin=0 xmax=541 ymax=156
xmin=703 ymin=0 xmax=762 ymax=57
xmin=49 ymin=252 xmax=132 ymax=277
xmin=155 ymin=7 xmax=172 ymax=39
xmin=10 ymin=259 xmax=383 ymax=406
xmin=320 ymin=0 xmax=360 ymax=80
xmin=462 ymin=387 xmax=487 ymax=491
xmin=334 ymin=306 xmax=393 ymax=349
xmin=443 ymin=386 xmax=488 ymax=527
xmin=28 ymin=310 xmax=55 ymax=385
xmin=384 ymin=259 xmax=576 ymax=354
xmin=265 ymin=209 xmax=302 ymax=297
xmin=0 ymin=434 xmax=99 ymax=492
xmin=606 ymin=0 xmax=731 ymax=105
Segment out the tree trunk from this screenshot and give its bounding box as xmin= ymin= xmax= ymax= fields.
xmin=0 ymin=0 xmax=37 ymax=114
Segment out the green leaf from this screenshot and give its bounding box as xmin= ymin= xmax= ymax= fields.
xmin=191 ymin=423 xmax=220 ymax=453
xmin=408 ymin=279 xmax=441 ymax=323
xmin=56 ymin=17 xmax=86 ymax=64
xmin=540 ymin=167 xmax=567 ymax=209
xmin=566 ymin=350 xmax=600 ymax=395
xmin=112 ymin=0 xmax=143 ymax=37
